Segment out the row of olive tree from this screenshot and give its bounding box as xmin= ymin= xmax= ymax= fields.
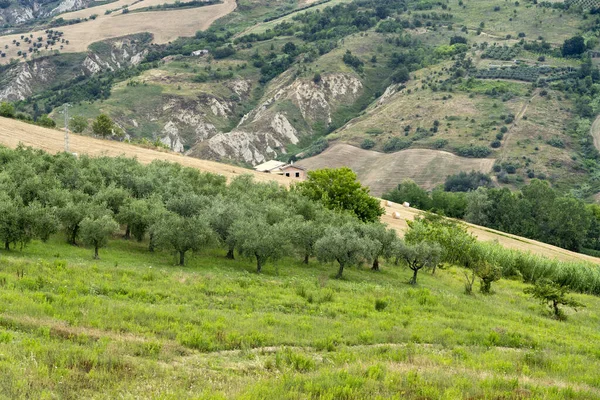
xmin=0 ymin=146 xmax=440 ymax=283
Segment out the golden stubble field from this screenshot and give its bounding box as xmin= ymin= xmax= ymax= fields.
xmin=297 ymin=143 xmax=495 ymax=195
xmin=0 ymin=0 xmax=236 ymax=63
xmin=0 ymin=116 xmax=597 ymax=264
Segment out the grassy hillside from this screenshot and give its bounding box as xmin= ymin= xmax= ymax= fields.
xmin=2 ymin=115 xmax=600 ymax=264
xmin=1 ymin=236 xmax=599 ymax=398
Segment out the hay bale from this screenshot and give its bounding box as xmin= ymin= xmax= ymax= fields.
xmin=392 ymin=211 xmax=401 ymax=219
xmin=402 ymin=202 xmax=410 ymax=208
xmin=385 ymin=200 xmax=393 ymax=207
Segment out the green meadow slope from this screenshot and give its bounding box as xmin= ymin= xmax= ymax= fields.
xmin=0 ymin=237 xmax=599 ymax=399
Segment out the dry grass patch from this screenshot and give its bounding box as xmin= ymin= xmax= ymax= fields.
xmin=297 ymin=143 xmax=495 ymax=195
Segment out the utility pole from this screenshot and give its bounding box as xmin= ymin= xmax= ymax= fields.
xmin=62 ymin=103 xmax=71 ymax=153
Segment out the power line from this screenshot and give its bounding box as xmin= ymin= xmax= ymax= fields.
xmin=62 ymin=103 xmax=72 ymax=153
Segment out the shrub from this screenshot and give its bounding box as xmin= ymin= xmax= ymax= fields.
xmin=491 ymin=140 xmax=502 ymax=148
xmin=360 ymin=138 xmax=376 ymax=150
xmin=375 ymin=299 xmax=388 ymax=311
xmin=383 ymin=137 xmax=411 ymax=153
xmin=0 ymin=102 xmax=15 ymax=118
xmin=455 ymin=145 xmax=492 ymax=158
xmin=547 ymin=137 xmax=564 ymax=148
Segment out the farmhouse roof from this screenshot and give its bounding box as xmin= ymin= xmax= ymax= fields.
xmin=254 ymin=160 xmax=287 ymax=172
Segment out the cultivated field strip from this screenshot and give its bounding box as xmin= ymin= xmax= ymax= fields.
xmin=0 ymin=117 xmax=597 ymax=264
xmin=0 ymin=0 xmax=236 ymax=63
xmin=296 ymin=143 xmax=495 ymax=195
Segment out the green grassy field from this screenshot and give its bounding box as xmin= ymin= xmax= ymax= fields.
xmin=1 ymin=235 xmax=600 ymax=399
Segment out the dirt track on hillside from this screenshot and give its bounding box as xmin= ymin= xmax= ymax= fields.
xmin=0 ymin=117 xmax=597 ymax=264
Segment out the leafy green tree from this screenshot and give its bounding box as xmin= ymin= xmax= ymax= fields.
xmin=92 ymin=114 xmax=114 ymax=138
xmin=208 ymin=199 xmax=243 ymax=259
xmin=393 ymin=240 xmax=441 ymax=285
xmin=117 ymin=197 xmax=163 ymax=241
xmin=289 ymin=218 xmax=326 ymax=264
xmin=547 ymin=197 xmax=591 ymax=251
xmin=405 ymin=214 xmax=475 ymax=274
xmin=476 ymin=261 xmax=502 ymax=294
xmin=465 ymin=187 xmax=492 ymax=226
xmin=153 ymin=212 xmax=216 ymax=265
xmin=358 ymin=223 xmax=398 ymax=271
xmin=58 ymin=193 xmax=109 ymax=245
xmin=27 ymin=202 xmax=59 ymax=242
xmin=229 ymin=218 xmax=289 ymax=273
xmin=562 ymin=35 xmax=586 ymax=57
xmin=94 ymin=185 xmax=130 ymax=216
xmin=383 ymin=180 xmax=432 ymax=210
xmin=0 ymin=102 xmax=15 ymax=118
xmin=297 ymin=168 xmax=383 ymax=223
xmin=80 ymin=215 xmax=119 ymax=259
xmin=391 ymin=66 xmax=410 ymax=83
xmin=166 ymin=193 xmax=210 ymax=217
xmin=69 ymin=115 xmax=88 ymax=133
xmin=0 ymin=194 xmax=21 ymax=250
xmin=314 ymin=224 xmax=377 ymax=278
xmin=524 ymin=279 xmax=585 ymax=320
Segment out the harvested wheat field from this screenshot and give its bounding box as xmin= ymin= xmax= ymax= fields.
xmin=0 ymin=116 xmax=288 ymax=185
xmin=0 ymin=117 xmax=596 ymax=264
xmin=297 ymin=143 xmax=495 ymax=196
xmin=0 ymin=0 xmax=236 ymax=63
xmin=381 ymin=201 xmax=600 ymax=264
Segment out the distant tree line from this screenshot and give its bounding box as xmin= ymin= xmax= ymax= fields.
xmin=383 ymin=176 xmax=600 ymax=254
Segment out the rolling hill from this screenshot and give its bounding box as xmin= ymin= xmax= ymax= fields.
xmin=0 ymin=115 xmax=597 ymax=265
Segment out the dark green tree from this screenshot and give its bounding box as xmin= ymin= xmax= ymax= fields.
xmin=80 ymin=215 xmax=119 ymax=259
xmin=297 ymin=168 xmax=384 ymax=222
xmin=524 ymin=279 xmax=585 ymax=320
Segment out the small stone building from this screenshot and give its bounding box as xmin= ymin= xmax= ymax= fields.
xmin=254 ymin=160 xmax=306 ymax=179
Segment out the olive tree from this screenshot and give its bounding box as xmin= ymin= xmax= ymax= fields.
xmin=117 ymin=197 xmax=164 ymax=241
xmin=80 ymin=215 xmax=119 ymax=259
xmin=153 ymin=212 xmax=216 ymax=265
xmin=289 ymin=218 xmax=326 ymax=264
xmin=208 ymin=200 xmax=242 ymax=259
xmin=524 ymin=279 xmax=585 ymax=320
xmin=314 ymin=224 xmax=377 ymax=278
xmin=393 ymin=240 xmax=442 ymax=285
xmin=358 ymin=223 xmax=398 ymax=271
xmin=0 ymin=194 xmax=21 ymax=250
xmin=229 ymin=217 xmax=289 ymax=273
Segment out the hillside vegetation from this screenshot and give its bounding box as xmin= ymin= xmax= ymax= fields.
xmin=0 ymin=145 xmax=599 ymax=398
xmin=2 ymin=0 xmax=600 ymax=195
